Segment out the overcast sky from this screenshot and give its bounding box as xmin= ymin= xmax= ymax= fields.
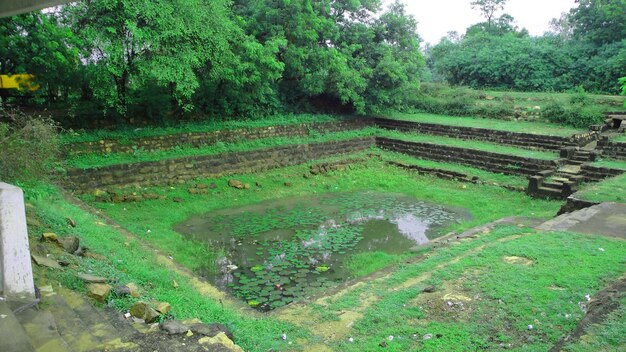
xmin=393 ymin=0 xmax=578 ymax=45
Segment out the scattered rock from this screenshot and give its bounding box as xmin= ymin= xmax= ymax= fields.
xmin=31 ymin=254 xmax=63 ymax=269
xmin=228 ymin=179 xmax=246 ymax=189
xmin=161 ymin=320 xmax=189 ymax=334
xmin=303 ymin=173 xmax=310 ymax=179
xmin=171 ymin=280 xmax=179 ymax=289
xmin=126 ymin=283 xmax=141 ymax=298
xmin=198 ymin=332 xmax=244 ymax=352
xmin=379 ymin=341 xmax=388 ymax=348
xmin=156 ymin=302 xmax=172 ymax=315
xmin=503 ymin=256 xmax=534 ymax=266
xmin=41 ymin=232 xmax=59 ymax=243
xmin=422 ymin=286 xmax=436 ymax=293
xmin=284 ymin=182 xmax=293 ymax=187
xmin=130 ymin=302 xmax=160 ymax=323
xmin=195 ymin=183 xmax=208 ymax=189
xmin=190 ymin=323 xmax=234 ymax=340
xmin=114 ymin=285 xmax=131 ymax=297
xmin=59 ymin=235 xmax=80 ymax=254
xmin=66 ymin=217 xmax=77 ymax=227
xmin=142 ymin=193 xmax=160 ymax=200
xmin=77 ymin=273 xmax=107 ymax=283
xmin=87 ymin=283 xmax=112 ymax=302
xmin=255 ymin=182 xmax=262 ymax=188
xmin=172 ymin=197 xmax=183 ymax=203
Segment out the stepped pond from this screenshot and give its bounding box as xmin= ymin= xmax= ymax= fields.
xmin=175 ymin=192 xmax=470 ymax=311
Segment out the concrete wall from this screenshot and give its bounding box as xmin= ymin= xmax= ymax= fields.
xmin=0 ymin=183 xmax=35 ymax=298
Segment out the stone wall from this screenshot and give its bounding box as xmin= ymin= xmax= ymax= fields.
xmin=597 ymin=137 xmax=626 ymax=160
xmin=66 ymin=120 xmax=372 ymax=156
xmin=580 ymin=165 xmax=625 ymax=183
xmin=63 ymin=137 xmax=374 ymax=192
xmin=375 ymin=118 xmax=596 ymax=151
xmin=376 ymin=137 xmax=559 ymax=176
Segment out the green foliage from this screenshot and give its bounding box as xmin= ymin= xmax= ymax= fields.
xmin=345 ymin=251 xmax=401 ymax=277
xmin=620 ymin=76 xmax=626 ymax=107
xmin=542 ymin=89 xmax=604 ymax=128
xmin=0 ymin=109 xmax=60 ymax=184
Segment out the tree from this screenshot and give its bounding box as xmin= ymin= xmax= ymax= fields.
xmin=471 ymin=0 xmax=508 ymax=28
xmin=569 ymin=0 xmax=626 ymax=46
xmin=620 ymin=76 xmax=626 ymax=107
xmin=63 ymin=0 xmax=241 ymax=116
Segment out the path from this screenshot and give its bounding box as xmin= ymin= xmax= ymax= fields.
xmin=536 ymin=202 xmax=626 ymax=239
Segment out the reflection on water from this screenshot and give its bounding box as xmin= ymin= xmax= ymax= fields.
xmin=174 ymin=192 xmax=470 ymax=310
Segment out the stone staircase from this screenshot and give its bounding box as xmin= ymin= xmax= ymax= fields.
xmin=527 ymin=146 xmax=598 ymax=199
xmin=0 ymin=284 xmax=218 ymax=352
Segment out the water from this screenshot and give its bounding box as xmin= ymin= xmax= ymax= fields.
xmin=174 ymin=191 xmax=470 ymax=311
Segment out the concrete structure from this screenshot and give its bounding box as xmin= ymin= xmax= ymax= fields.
xmin=0 ymin=183 xmax=35 ymax=298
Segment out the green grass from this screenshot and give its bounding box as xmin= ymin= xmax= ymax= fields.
xmin=575 ymin=174 xmax=626 ymax=203
xmin=344 ymin=251 xmax=404 ymax=277
xmin=590 ymin=158 xmax=626 ymax=171
xmin=562 ymin=296 xmax=626 ymax=351
xmin=384 ymin=112 xmax=585 ymax=136
xmin=26 ymin=185 xmax=301 ymax=351
xmin=614 ymin=135 xmax=626 ymax=142
xmin=378 ymin=129 xmax=558 ymax=160
xmin=61 ymin=113 xmax=344 ymax=144
xmin=65 ymin=127 xmax=377 ymax=169
xmin=377 ymin=149 xmax=529 ymax=188
xmin=326 ymin=226 xmax=625 ymax=351
xmin=81 ymin=158 xmax=560 ymax=275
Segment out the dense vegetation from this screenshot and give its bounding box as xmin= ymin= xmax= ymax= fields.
xmin=427 ymin=0 xmax=626 ymax=94
xmin=0 ymin=0 xmax=422 ymax=121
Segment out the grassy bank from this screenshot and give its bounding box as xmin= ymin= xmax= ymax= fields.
xmin=61 ymin=114 xmax=345 ymax=144
xmin=378 ymin=129 xmax=558 ymax=160
xmin=65 ymin=127 xmax=377 ymax=169
xmin=383 ymin=112 xmax=585 ymax=137
xmin=575 ymin=174 xmax=626 ymax=203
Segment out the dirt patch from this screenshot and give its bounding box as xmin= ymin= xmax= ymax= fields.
xmin=549 ymin=276 xmax=626 ymax=352
xmin=503 ymin=256 xmax=534 ymax=266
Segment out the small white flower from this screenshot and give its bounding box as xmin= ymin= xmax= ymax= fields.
xmin=598 ymin=248 xmax=605 ymax=252
xmin=423 ymin=333 xmax=433 ymax=340
xmin=585 ymin=294 xmax=591 ymax=301
xmin=147 ymin=229 xmax=151 ymax=233
xmin=527 ymin=325 xmax=533 ymax=330
xmin=348 ymin=337 xmax=354 ymax=343
xmin=281 ymin=333 xmax=287 ymax=340
xmin=388 ymin=335 xmax=394 ymax=341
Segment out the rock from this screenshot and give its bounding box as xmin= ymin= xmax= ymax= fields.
xmin=41 ymin=232 xmax=59 ymax=243
xmin=130 ymin=302 xmax=160 ymax=323
xmin=114 ymin=285 xmax=131 ymax=297
xmin=66 ymin=217 xmax=77 ymax=227
xmin=195 ymin=183 xmax=208 ymax=189
xmin=303 ymin=173 xmax=310 ymax=179
xmin=228 ymin=179 xmax=246 ymax=189
xmin=142 ymin=193 xmax=160 ymax=200
xmin=284 ymin=182 xmax=293 ymax=187
xmin=190 ymin=323 xmax=234 ymax=341
xmin=171 ymin=280 xmax=179 ymax=289
xmin=172 ymin=197 xmax=183 ymax=203
xmin=31 ymin=254 xmax=63 ymax=269
xmin=198 ymin=332 xmax=244 ymax=352
xmin=156 ymin=302 xmax=172 ymax=315
xmin=126 ymin=283 xmax=141 ymax=298
xmin=59 ymin=235 xmax=80 ymax=254
xmin=255 ymin=182 xmax=262 ymax=187
xmin=77 ymin=273 xmax=107 ymax=283
xmin=188 ymin=188 xmax=199 ymax=195
xmin=161 ymin=320 xmax=189 ymax=334
xmin=87 ymin=283 xmax=112 ymax=302
xmin=422 ymin=286 xmax=436 ymax=293
xmin=209 ymin=183 xmax=217 ymax=189
xmin=93 ymin=189 xmax=108 ymax=197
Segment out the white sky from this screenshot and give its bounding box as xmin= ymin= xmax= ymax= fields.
xmin=393 ymin=0 xmax=578 ymax=45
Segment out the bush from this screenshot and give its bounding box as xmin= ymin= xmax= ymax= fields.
xmin=542 ymin=100 xmax=568 ymax=124
xmin=0 ymin=109 xmax=61 ymax=184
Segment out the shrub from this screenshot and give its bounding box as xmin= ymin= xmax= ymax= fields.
xmin=542 ymin=100 xmax=568 ymax=124
xmin=0 ymin=109 xmax=61 ymax=184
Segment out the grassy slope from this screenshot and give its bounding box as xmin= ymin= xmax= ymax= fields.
xmin=62 ymin=114 xmax=344 ymax=144
xmin=575 ymin=174 xmax=626 ymax=203
xmin=65 ymin=127 xmax=377 ymax=169
xmin=591 ymin=158 xmax=626 ymax=171
xmin=376 ymin=149 xmax=528 ymax=188
xmin=378 ymin=129 xmax=558 ymax=160
xmin=83 ymin=159 xmax=560 ymax=274
xmin=384 ymin=112 xmax=584 ymax=137
xmin=325 ymin=226 xmax=625 ymax=351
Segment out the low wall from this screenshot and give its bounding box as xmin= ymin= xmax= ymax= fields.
xmin=375 ymin=117 xmax=595 ymax=151
xmin=63 ymin=137 xmax=375 ymax=192
xmin=580 ymin=165 xmax=625 ymax=183
xmin=597 ymin=138 xmax=626 ymax=160
xmin=66 ymin=120 xmax=372 ymax=156
xmin=376 ymin=137 xmax=559 ymax=176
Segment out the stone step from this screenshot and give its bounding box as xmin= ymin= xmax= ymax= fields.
xmin=537 ymin=186 xmax=564 ymax=198
xmin=543 ymin=181 xmax=564 ymax=189
xmin=568 ymin=160 xmax=585 ymax=165
xmin=551 ymin=177 xmax=571 ymax=183
xmin=45 ymin=292 xmax=120 ymax=352
xmin=16 ymin=307 xmax=74 ymax=352
xmin=0 ymin=301 xmax=36 ymax=352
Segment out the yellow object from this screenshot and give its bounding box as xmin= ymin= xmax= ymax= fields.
xmin=0 ymin=74 xmax=39 ymax=91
